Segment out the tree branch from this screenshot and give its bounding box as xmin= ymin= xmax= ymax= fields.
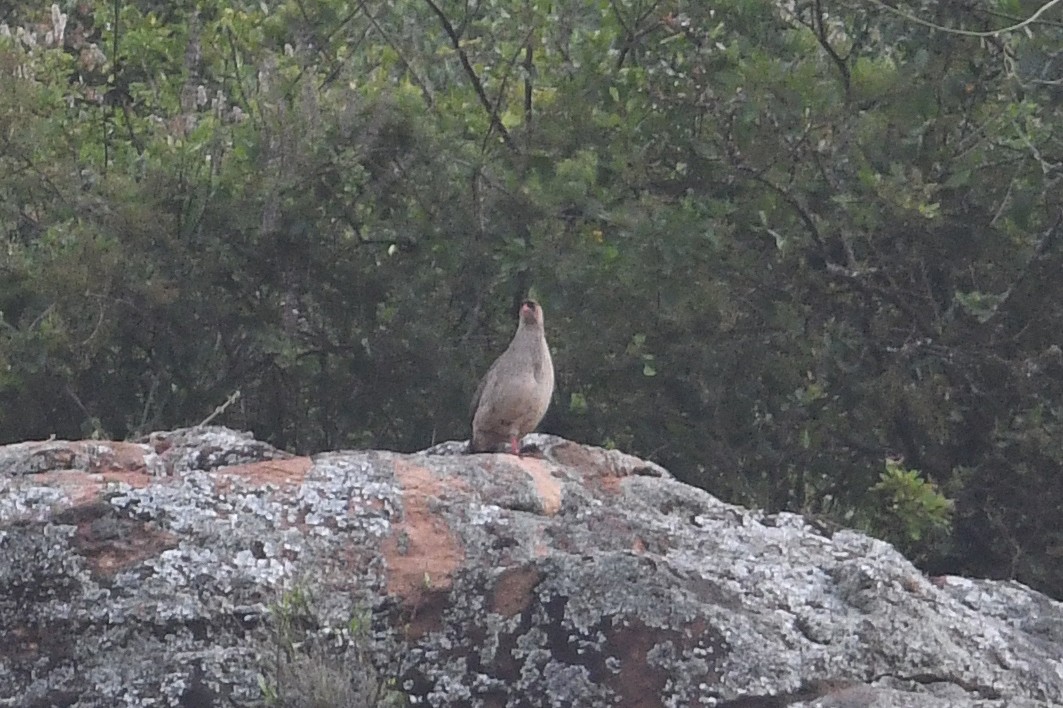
xmin=361 ymin=2 xmax=434 ymax=105
xmin=423 ymin=0 xmax=517 ymax=152
xmin=811 ymin=0 xmax=851 ymax=102
xmin=866 ymin=0 xmax=1063 ymax=37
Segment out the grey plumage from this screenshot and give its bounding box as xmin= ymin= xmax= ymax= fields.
xmin=469 ymin=300 xmax=554 ymax=454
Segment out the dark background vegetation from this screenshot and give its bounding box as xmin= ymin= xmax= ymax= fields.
xmin=2 ymin=0 xmax=1062 ymax=599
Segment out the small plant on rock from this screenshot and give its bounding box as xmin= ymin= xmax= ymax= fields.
xmin=258 ymin=586 xmax=407 ymax=708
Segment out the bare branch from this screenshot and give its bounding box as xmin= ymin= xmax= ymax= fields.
xmin=866 ymin=0 xmax=1063 ymax=37
xmin=811 ymin=0 xmax=851 ymax=102
xmin=423 ymin=0 xmax=517 ymax=152
xmin=199 ymin=390 xmax=242 ymax=427
xmin=361 ymin=2 xmax=434 ymax=105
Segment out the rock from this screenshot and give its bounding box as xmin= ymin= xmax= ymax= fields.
xmin=0 ymin=427 xmax=1060 ymax=707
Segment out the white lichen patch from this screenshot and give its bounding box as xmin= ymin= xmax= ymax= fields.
xmin=0 ymin=483 xmax=68 ymax=521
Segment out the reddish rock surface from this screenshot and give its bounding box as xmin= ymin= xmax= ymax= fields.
xmin=1 ymin=427 xmax=1061 ymax=707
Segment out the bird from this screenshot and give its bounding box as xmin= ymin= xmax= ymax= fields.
xmin=469 ymin=299 xmax=554 ymax=455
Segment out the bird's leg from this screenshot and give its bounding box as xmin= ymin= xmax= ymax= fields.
xmin=510 ymin=435 xmax=521 ymax=457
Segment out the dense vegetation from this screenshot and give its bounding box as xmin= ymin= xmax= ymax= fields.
xmin=2 ymin=0 xmax=1062 ymax=599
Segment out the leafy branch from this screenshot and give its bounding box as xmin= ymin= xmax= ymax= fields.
xmin=423 ymin=0 xmax=517 ymax=152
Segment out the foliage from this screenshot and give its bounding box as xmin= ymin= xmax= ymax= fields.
xmin=2 ymin=0 xmax=1063 ymax=598
xmin=261 ymin=587 xmax=406 ymax=707
xmin=860 ymin=458 xmax=954 ymax=561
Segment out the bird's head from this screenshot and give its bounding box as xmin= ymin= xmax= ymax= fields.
xmin=519 ymin=299 xmax=543 ymax=327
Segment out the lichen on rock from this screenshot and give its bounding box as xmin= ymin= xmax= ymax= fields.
xmin=1 ymin=427 xmax=1062 ymax=707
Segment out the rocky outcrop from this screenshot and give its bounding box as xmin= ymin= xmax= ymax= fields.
xmin=1 ymin=427 xmax=1061 ymax=707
